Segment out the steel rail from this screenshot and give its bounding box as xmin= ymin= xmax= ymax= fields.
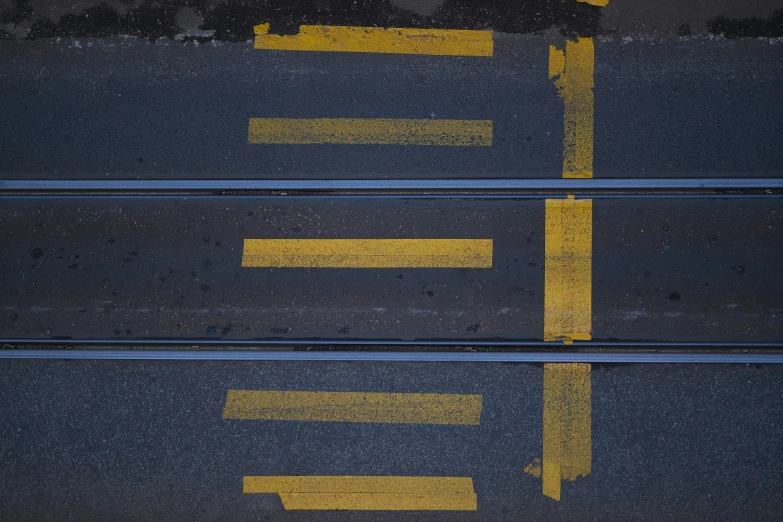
xmin=2 ymin=178 xmax=783 ymax=192
xmin=1 ymin=339 xmax=782 ymax=348
xmin=2 ymin=349 xmax=783 ymax=363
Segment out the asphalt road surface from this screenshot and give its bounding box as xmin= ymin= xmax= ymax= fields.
xmin=2 ymin=358 xmax=783 ymax=521
xmin=2 ymin=195 xmax=781 ymax=343
xmin=0 ymin=0 xmax=781 ymax=179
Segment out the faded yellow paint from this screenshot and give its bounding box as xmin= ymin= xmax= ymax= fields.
xmin=524 ymin=457 xmax=542 ymax=479
xmin=577 ymin=0 xmax=609 ymax=5
xmin=548 ymin=45 xmax=565 ymax=79
xmin=241 ymin=239 xmax=493 ymax=268
xmin=244 ymin=476 xmax=477 ymax=510
xmin=222 ymin=390 xmax=483 ymax=424
xmin=248 ymin=118 xmax=492 ymax=146
xmin=542 ymin=363 xmax=592 ymax=501
xmin=549 ymin=37 xmax=595 ymax=178
xmin=254 ymin=23 xmax=493 ymax=56
xmin=544 ymin=198 xmax=592 ymax=342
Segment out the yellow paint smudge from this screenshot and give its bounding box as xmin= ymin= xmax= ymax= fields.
xmin=577 ymin=0 xmax=609 ymax=6
xmin=544 ymin=197 xmax=592 ymax=342
xmin=254 ymin=23 xmax=493 ymax=56
xmin=222 ymin=390 xmax=483 ymax=425
xmin=549 ymin=37 xmax=595 ymax=178
xmin=524 ymin=457 xmax=542 ymax=479
xmin=243 ymin=476 xmax=478 ymax=510
xmin=241 ymin=239 xmax=493 ymax=268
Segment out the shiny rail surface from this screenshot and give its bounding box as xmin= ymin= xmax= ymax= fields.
xmin=2 ymin=349 xmax=783 ymax=363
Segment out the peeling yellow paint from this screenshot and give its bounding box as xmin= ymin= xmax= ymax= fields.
xmin=549 ymin=37 xmax=595 ymax=178
xmin=248 ymin=118 xmax=492 ymax=146
xmin=222 ymin=390 xmax=483 ymax=424
xmin=524 ymin=458 xmax=542 ymax=479
xmin=542 ymin=363 xmax=592 ymax=501
xmin=254 ymin=23 xmax=493 ymax=56
xmin=241 ymin=239 xmax=493 ymax=268
xmin=544 ymin=198 xmax=592 ymax=342
xmin=244 ymin=476 xmax=478 ymax=510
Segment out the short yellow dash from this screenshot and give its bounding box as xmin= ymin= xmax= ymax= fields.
xmin=223 ymin=390 xmax=482 ymax=425
xmin=248 ymin=118 xmax=492 ymax=146
xmin=542 ymin=363 xmax=592 ymax=501
xmin=549 ymin=37 xmax=595 ymax=178
xmin=254 ymin=23 xmax=493 ymax=56
xmin=243 ymin=476 xmax=478 ymax=510
xmin=241 ymin=239 xmax=493 ymax=268
xmin=577 ymin=0 xmax=609 ymax=6
xmin=544 ymin=198 xmax=592 ymax=342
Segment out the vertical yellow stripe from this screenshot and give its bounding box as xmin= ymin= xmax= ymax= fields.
xmin=549 ymin=37 xmax=595 ymax=178
xmin=544 ymin=197 xmax=592 ymax=342
xmin=542 ymin=363 xmax=592 ymax=501
xmin=222 ymin=390 xmax=483 ymax=424
xmin=254 ymin=23 xmax=493 ymax=57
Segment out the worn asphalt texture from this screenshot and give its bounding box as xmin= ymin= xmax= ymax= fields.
xmin=2 ymin=359 xmax=783 ymax=521
xmin=0 ymin=0 xmax=781 ymax=179
xmin=1 ymin=1 xmax=782 ymax=520
xmin=1 ymin=195 xmax=781 ymax=343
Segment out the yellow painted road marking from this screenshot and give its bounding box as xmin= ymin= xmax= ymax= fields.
xmin=549 ymin=37 xmax=595 ymax=178
xmin=244 ymin=476 xmax=477 ymax=510
xmin=241 ymin=239 xmax=493 ymax=268
xmin=223 ymin=390 xmax=482 ymax=424
xmin=542 ymin=363 xmax=592 ymax=501
xmin=544 ymin=197 xmax=592 ymax=342
xmin=577 ymin=0 xmax=609 ymax=6
xmin=254 ymin=23 xmax=493 ymax=56
xmin=248 ymin=118 xmax=492 ymax=146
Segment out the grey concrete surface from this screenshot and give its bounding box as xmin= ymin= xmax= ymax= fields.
xmin=1 ymin=359 xmax=783 ymax=520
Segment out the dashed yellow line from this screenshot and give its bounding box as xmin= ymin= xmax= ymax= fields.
xmin=241 ymin=239 xmax=493 ymax=268
xmin=542 ymin=363 xmax=592 ymax=501
xmin=248 ymin=118 xmax=492 ymax=146
xmin=549 ymin=37 xmax=596 ymax=178
xmin=222 ymin=390 xmax=483 ymax=424
xmin=577 ymin=0 xmax=609 ymax=6
xmin=544 ymin=197 xmax=592 ymax=342
xmin=254 ymin=23 xmax=493 ymax=56
xmin=243 ymin=476 xmax=478 ymax=510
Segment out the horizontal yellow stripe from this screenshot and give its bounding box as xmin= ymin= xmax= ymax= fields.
xmin=245 ymin=476 xmax=473 ymax=494
xmin=223 ymin=390 xmax=482 ymax=424
xmin=241 ymin=239 xmax=493 ymax=268
xmin=244 ymin=476 xmax=477 ymax=510
xmin=544 ymin=198 xmax=592 ymax=342
xmin=248 ymin=118 xmax=492 ymax=146
xmin=254 ymin=23 xmax=493 ymax=56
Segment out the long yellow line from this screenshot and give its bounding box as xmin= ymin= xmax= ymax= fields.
xmin=542 ymin=363 xmax=592 ymax=501
xmin=222 ymin=390 xmax=483 ymax=424
xmin=544 ymin=198 xmax=592 ymax=342
xmin=243 ymin=476 xmax=478 ymax=510
xmin=241 ymin=239 xmax=493 ymax=268
xmin=549 ymin=37 xmax=595 ymax=178
xmin=254 ymin=23 xmax=493 ymax=56
xmin=248 ymin=118 xmax=492 ymax=146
